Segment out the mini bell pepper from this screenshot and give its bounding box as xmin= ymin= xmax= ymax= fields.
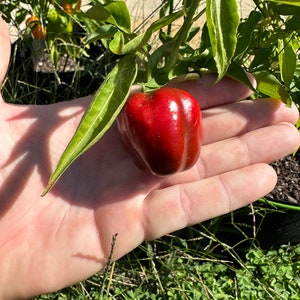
xmin=117 ymin=87 xmax=202 ymax=176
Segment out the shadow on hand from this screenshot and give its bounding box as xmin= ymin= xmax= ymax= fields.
xmin=0 ymin=100 xmax=160 ymax=219
xmin=0 ymin=102 xmax=86 ymax=217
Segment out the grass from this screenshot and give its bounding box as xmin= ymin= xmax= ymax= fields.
xmin=3 ymin=35 xmax=116 ymax=105
xmin=28 ymin=203 xmax=300 ymax=299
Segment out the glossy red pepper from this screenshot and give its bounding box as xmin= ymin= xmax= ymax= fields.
xmin=117 ymin=87 xmax=202 ymax=176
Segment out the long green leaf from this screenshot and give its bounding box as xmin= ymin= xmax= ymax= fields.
xmin=42 ymin=55 xmax=138 ymax=195
xmin=253 ymin=70 xmax=292 ymax=106
xmin=278 ymin=38 xmax=296 ymax=88
xmin=206 ymin=0 xmax=239 ymax=80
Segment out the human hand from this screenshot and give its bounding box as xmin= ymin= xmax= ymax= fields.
xmin=0 ymin=18 xmax=299 ymax=299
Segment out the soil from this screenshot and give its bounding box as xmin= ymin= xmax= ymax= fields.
xmin=256 ymin=156 xmax=300 ymax=248
xmin=266 ymin=150 xmax=300 ymax=206
xmin=254 ymin=150 xmax=300 ymax=248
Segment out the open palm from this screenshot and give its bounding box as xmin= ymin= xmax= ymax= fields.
xmin=0 ymin=19 xmax=299 ymax=299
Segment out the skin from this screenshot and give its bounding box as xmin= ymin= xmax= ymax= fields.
xmin=0 ymin=17 xmax=299 ymax=299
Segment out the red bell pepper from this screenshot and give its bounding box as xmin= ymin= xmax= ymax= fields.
xmin=117 ymin=87 xmax=202 ymax=176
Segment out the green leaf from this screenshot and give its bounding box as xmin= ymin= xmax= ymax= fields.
xmin=227 ymin=62 xmax=256 ymax=91
xmin=80 ymin=1 xmax=131 ymax=33
xmin=266 ymin=0 xmax=300 ymax=7
xmin=278 ymin=38 xmax=296 ymax=88
xmin=253 ymin=70 xmax=292 ymax=106
xmin=42 ymin=55 xmax=138 ymax=195
xmin=272 ymin=3 xmax=300 ymax=14
xmin=286 ymin=13 xmax=300 ymax=30
xmin=206 ymin=0 xmax=239 ymax=81
xmin=104 ymin=1 xmax=131 ymax=33
xmin=81 ymin=3 xmax=111 ymax=21
xmin=109 ymin=31 xmax=145 ymax=55
xmin=85 ymin=24 xmax=118 ymax=43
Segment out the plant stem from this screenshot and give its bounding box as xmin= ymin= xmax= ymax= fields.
xmin=163 ymin=0 xmax=201 ymax=76
xmin=167 ymin=0 xmax=174 ymax=35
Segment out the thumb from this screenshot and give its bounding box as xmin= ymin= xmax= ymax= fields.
xmin=0 ymin=17 xmax=11 ymax=98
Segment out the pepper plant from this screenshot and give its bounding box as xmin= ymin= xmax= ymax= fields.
xmin=2 ymin=0 xmax=299 ymax=194
xmin=0 ymin=0 xmax=83 ymax=68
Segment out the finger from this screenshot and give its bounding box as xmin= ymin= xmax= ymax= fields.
xmin=0 ymin=17 xmax=10 ymax=89
xmin=171 ymin=73 xmax=256 ymax=109
xmin=202 ymin=99 xmax=300 ymax=145
xmin=143 ymin=164 xmax=277 ymax=240
xmin=200 ymin=122 xmax=300 ymax=179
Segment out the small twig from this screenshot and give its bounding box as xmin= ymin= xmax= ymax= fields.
xmin=98 ymin=233 xmax=118 ymax=299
